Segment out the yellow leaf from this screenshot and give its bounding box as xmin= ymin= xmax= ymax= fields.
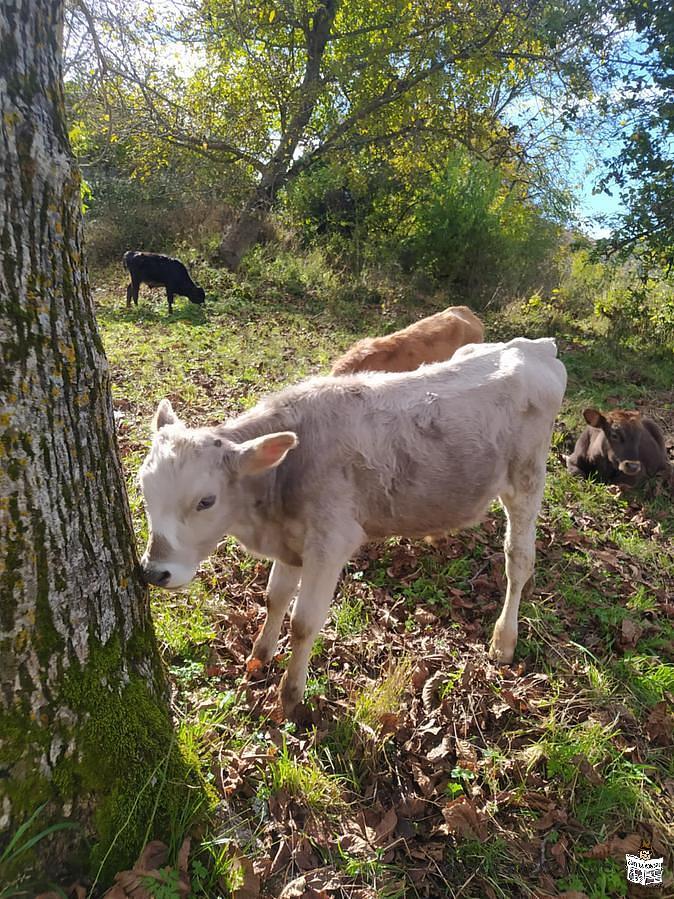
xmin=269 ymin=8 xmax=276 ymax=22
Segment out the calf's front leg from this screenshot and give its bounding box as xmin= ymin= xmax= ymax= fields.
xmin=280 ymin=544 xmax=357 ymax=718
xmin=251 ymin=560 xmax=301 ymax=664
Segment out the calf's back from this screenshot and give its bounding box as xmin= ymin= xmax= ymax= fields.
xmin=330 ymin=305 xmax=484 ymax=375
xmin=224 ymin=337 xmax=565 ymax=539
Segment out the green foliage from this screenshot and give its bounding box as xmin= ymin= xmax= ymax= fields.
xmin=64 ymin=0 xmax=618 ymax=269
xmin=260 ymin=740 xmax=344 ymax=813
xmin=332 ymin=594 xmax=369 ymax=638
xmin=398 ymin=152 xmax=561 ymax=304
xmin=284 ymin=151 xmax=564 ymax=301
xmin=557 ymin=857 xmax=627 ymax=899
xmin=597 ymin=0 xmax=674 ymax=269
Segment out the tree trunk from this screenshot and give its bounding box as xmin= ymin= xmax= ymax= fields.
xmin=219 ymin=0 xmax=339 ymax=270
xmin=0 ymin=0 xmax=191 ymax=886
xmin=219 ymin=183 xmax=274 ymax=271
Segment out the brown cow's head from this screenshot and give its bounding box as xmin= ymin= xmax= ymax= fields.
xmin=583 ymin=408 xmax=645 ymax=477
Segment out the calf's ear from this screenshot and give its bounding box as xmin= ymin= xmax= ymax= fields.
xmin=583 ymin=408 xmax=607 ymax=429
xmin=237 ymin=432 xmax=298 ymax=476
xmin=152 ymin=398 xmax=180 ymax=432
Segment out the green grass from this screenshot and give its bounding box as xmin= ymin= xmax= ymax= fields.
xmin=332 ymin=593 xmax=369 ymax=637
xmin=87 ymin=255 xmax=674 ymax=898
xmin=259 ymin=739 xmax=344 ymax=813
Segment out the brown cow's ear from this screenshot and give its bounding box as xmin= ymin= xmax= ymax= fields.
xmin=152 ymin=398 xmax=180 ymax=432
xmin=237 ymin=432 xmax=298 ymax=476
xmin=583 ymin=408 xmax=606 ymax=429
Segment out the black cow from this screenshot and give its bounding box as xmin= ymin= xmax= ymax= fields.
xmin=123 ymin=251 xmax=206 ymax=314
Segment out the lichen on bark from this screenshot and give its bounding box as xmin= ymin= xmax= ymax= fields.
xmin=0 ymin=0 xmax=197 ymax=883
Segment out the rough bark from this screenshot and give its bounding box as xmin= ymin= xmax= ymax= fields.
xmin=0 ymin=0 xmax=190 ymax=885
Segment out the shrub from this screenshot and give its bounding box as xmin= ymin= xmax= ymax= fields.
xmin=397 ymin=152 xmax=561 ymax=307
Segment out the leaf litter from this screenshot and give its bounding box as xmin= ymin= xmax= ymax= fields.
xmin=95 ymin=287 xmax=674 ymax=898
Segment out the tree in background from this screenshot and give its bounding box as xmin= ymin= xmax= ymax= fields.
xmin=597 ymin=0 xmax=674 ymax=270
xmin=0 ymin=0 xmax=191 ymax=886
xmin=65 ymin=0 xmax=613 ymax=269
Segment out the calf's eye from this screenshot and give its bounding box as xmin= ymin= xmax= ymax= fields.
xmin=196 ymin=495 xmax=216 ymax=511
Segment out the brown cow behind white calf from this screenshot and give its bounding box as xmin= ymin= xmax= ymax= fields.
xmin=138 ymin=338 xmax=567 ymax=717
xmin=330 ymin=305 xmax=484 ymax=375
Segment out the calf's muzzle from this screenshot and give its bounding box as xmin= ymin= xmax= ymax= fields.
xmin=141 ymin=565 xmax=171 ymax=587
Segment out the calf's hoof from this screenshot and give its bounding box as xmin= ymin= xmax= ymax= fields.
xmin=488 ymin=634 xmax=516 ymax=666
xmin=250 ymin=636 xmax=275 ymax=666
xmin=280 ymin=672 xmax=303 ymax=721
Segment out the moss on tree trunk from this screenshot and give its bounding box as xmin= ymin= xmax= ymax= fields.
xmin=0 ymin=0 xmax=195 ymax=885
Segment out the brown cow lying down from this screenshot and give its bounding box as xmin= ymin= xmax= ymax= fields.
xmin=330 ymin=305 xmax=484 ymax=375
xmin=138 ymin=338 xmax=566 ymax=717
xmin=566 ymin=408 xmax=672 ymax=486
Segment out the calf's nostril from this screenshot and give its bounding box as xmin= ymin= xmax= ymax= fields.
xmin=142 ymin=567 xmax=171 ymax=587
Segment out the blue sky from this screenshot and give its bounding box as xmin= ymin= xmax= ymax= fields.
xmin=571 ymin=148 xmax=624 ymax=238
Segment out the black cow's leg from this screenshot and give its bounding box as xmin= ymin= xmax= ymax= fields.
xmin=132 ymin=278 xmax=140 ymax=306
xmin=166 ymin=290 xmax=174 ymax=314
xmin=126 ymin=282 xmax=133 ymax=307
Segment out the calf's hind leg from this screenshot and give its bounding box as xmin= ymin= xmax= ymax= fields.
xmin=490 ymin=464 xmax=546 ymax=664
xmin=250 ymin=560 xmax=301 ymax=664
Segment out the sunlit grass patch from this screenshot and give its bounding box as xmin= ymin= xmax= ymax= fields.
xmin=611 ymin=654 xmax=674 ymax=708
xmin=536 ymin=719 xmax=617 ymax=782
xmin=531 ymin=716 xmax=664 ymax=833
xmin=335 ymin=843 xmax=410 ymax=899
xmin=152 ymin=581 xmax=216 ymax=659
xmin=353 ymin=657 xmax=412 ymax=736
xmin=544 ymin=466 xmax=628 ymax=525
xmin=260 ymin=740 xmax=344 ymax=813
xmin=332 ymin=593 xmax=369 ymax=638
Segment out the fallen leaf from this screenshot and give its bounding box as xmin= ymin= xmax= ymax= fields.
xmin=414 ymin=608 xmax=438 ymax=626
xmin=620 ymin=618 xmax=643 ymax=648
xmin=374 ymin=807 xmax=398 ymax=846
xmin=584 ymin=832 xmax=642 ymax=860
xmin=293 ymin=836 xmax=319 ymax=871
xmin=379 ymin=711 xmax=399 ymax=734
xmin=232 ymin=852 xmax=260 ymax=899
xmin=279 ymin=871 xmax=337 ymax=899
xmin=534 ymin=807 xmax=568 ymax=831
xmin=439 ymin=797 xmax=486 ymax=840
xmin=411 ymin=660 xmax=430 ymax=690
xmin=551 ymin=833 xmax=568 ymax=872
xmin=645 ymin=702 xmax=674 ymax=746
xmin=102 ymin=841 xmax=172 ymax=899
xmin=427 ymin=736 xmax=453 ymax=764
xmin=571 ymin=753 xmax=603 ymax=786
xmin=245 ymin=657 xmax=264 ymax=675
xmin=455 ymin=738 xmax=478 ymax=772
